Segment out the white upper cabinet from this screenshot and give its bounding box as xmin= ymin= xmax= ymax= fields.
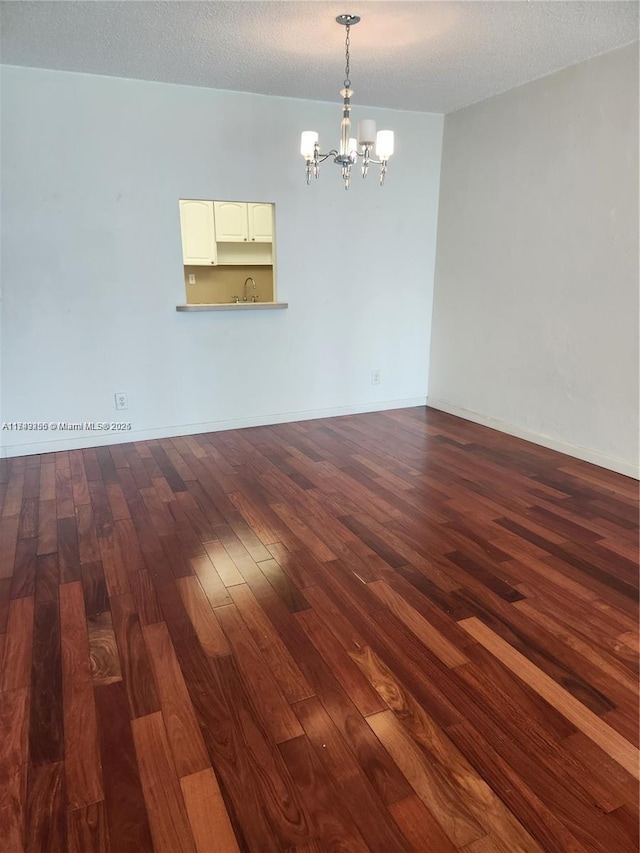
xmin=247 ymin=203 xmax=273 ymax=242
xmin=214 ymin=201 xmax=274 ymax=243
xmin=214 ymin=201 xmax=250 ymax=242
xmin=179 ymin=200 xmax=217 ymax=265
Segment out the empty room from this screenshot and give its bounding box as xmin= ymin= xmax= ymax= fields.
xmin=0 ymin=2 xmax=638 ymax=851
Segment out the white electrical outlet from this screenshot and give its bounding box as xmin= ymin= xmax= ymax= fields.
xmin=188 ymin=273 xmax=196 ymax=284
xmin=371 ymin=370 xmax=381 ymax=385
xmin=115 ymin=392 xmax=128 ymax=410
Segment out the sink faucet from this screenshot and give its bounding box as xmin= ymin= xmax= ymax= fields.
xmin=244 ymin=277 xmax=257 ymax=302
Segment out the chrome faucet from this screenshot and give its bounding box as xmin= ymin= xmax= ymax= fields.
xmin=244 ymin=277 xmax=258 ymax=302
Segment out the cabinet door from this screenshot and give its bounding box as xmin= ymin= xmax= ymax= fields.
xmin=247 ymin=203 xmax=273 ymax=242
xmin=179 ymin=200 xmax=217 ymax=265
xmin=214 ymin=201 xmax=249 ymax=242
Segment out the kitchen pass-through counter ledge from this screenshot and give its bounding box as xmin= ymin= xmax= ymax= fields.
xmin=176 ymin=302 xmax=288 ymax=312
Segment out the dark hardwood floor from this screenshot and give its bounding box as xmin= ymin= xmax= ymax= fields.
xmin=0 ymin=406 xmax=638 ymax=852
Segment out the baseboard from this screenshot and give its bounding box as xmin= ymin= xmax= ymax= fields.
xmin=427 ymin=397 xmax=640 ymax=480
xmin=0 ymin=397 xmax=427 ymax=459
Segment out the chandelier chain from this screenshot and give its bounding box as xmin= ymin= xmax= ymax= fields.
xmin=344 ymin=24 xmax=351 ymax=88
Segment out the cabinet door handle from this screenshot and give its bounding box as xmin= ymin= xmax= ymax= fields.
xmin=244 ymin=238 xmax=247 ymax=241
xmin=252 ymin=238 xmax=255 ymax=241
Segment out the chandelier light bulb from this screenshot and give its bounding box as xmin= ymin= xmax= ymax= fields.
xmin=300 ymin=15 xmax=395 ymax=189
xmin=300 ymin=131 xmax=319 ymax=159
xmin=375 ymin=130 xmax=395 ymax=160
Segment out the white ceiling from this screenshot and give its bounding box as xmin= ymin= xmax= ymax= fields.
xmin=1 ymin=1 xmax=638 ymax=113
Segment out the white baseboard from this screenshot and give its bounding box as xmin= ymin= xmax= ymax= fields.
xmin=427 ymin=397 xmax=640 ymax=480
xmin=0 ymin=397 xmax=427 ymax=459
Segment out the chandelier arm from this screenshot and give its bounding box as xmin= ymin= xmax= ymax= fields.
xmin=356 ymin=155 xmax=387 ymax=165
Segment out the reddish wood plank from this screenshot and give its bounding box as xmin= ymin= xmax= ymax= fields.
xmin=2 ymin=596 xmax=34 ymax=692
xmin=109 ymin=592 xmax=160 ymax=718
xmin=293 ymin=695 xmax=412 ymax=851
xmin=180 ymin=768 xmax=240 ymax=853
xmin=29 ymin=601 xmax=63 ymax=766
xmin=388 ymin=795 xmax=458 ymax=853
xmin=216 ymin=602 xmax=303 ymax=743
xmin=278 ymin=735 xmax=370 ymax=852
xmin=67 ymin=801 xmax=111 ymax=853
xmin=57 ymin=516 xmax=80 ymax=584
xmin=0 ymin=515 xmax=20 ymax=580
xmin=60 ymin=582 xmax=103 ymax=809
xmin=87 ymin=612 xmax=122 ymax=686
xmin=142 ymin=622 xmax=210 ymax=778
xmin=0 ymin=686 xmax=29 ymax=851
xmin=11 ymin=537 xmax=37 ymax=600
xmin=175 ymin=576 xmax=230 ymax=658
xmin=130 ymin=711 xmax=197 ymax=853
xmin=25 ymin=761 xmax=66 ymax=853
xmin=94 ymin=681 xmax=153 ymax=853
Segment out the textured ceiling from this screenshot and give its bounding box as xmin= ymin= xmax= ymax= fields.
xmin=1 ymin=1 xmax=638 ymax=113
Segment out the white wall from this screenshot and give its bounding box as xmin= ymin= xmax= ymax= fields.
xmin=1 ymin=66 xmax=443 ymax=456
xmin=429 ymin=44 xmax=639 ymax=477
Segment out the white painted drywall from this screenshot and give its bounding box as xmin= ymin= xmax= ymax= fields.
xmin=429 ymin=44 xmax=639 ymax=477
xmin=1 ymin=66 xmax=443 ymax=455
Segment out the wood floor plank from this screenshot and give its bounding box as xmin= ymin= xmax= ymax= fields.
xmin=59 ymin=582 xmax=103 ymax=809
xmin=131 ymin=711 xmax=196 ymax=853
xmin=11 ymin=537 xmax=37 ymax=601
xmin=202 ymin=540 xmax=244 ymax=587
xmin=388 ymin=794 xmax=458 ymax=853
xmin=295 ymin=607 xmax=386 ymax=717
xmin=211 ymin=652 xmax=309 ymax=849
xmin=109 ymin=592 xmax=160 ymax=717
xmin=278 ymin=735 xmax=370 ymax=853
xmin=0 ymin=515 xmax=20 ymax=581
xmin=293 ymin=695 xmax=412 ymax=851
xmin=0 ymin=686 xmax=29 ymax=852
xmin=36 ymin=499 xmax=57 ymax=557
xmin=447 ymin=720 xmax=621 ymax=853
xmin=97 ymin=532 xmax=130 ymax=598
xmin=180 ymin=768 xmax=240 ymax=853
xmin=459 ymin=616 xmax=640 ymax=779
xmin=175 ymin=575 xmax=230 ymax=658
xmin=29 ymin=601 xmax=63 ymax=766
xmin=215 ymin=602 xmax=304 ymax=743
xmin=94 ymin=681 xmax=154 ymax=853
xmin=87 ymin=611 xmax=122 ymax=686
xmin=369 ymin=578 xmax=470 ymax=668
xmin=18 ymin=497 xmax=39 ymax=541
xmin=57 ymin=517 xmax=80 ymax=584
xmin=128 ymin=569 xmax=162 ymax=626
xmin=66 ymin=801 xmax=110 ymax=853
xmin=188 ymin=554 xmax=231 ymax=609
xmin=75 ymin=504 xmax=101 ymax=565
xmin=142 ymin=621 xmax=210 ymax=778
xmin=2 ymin=596 xmax=34 ymax=691
xmin=228 ymin=582 xmax=315 ymax=703
xmin=69 ymin=453 xmax=90 ymax=507
xmin=366 ymin=698 xmax=534 ymax=851
xmin=80 ymin=560 xmax=109 ymax=619
xmin=25 ymin=761 xmax=66 ymax=853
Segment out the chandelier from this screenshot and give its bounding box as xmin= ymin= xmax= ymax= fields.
xmin=300 ymin=14 xmax=395 ymax=190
